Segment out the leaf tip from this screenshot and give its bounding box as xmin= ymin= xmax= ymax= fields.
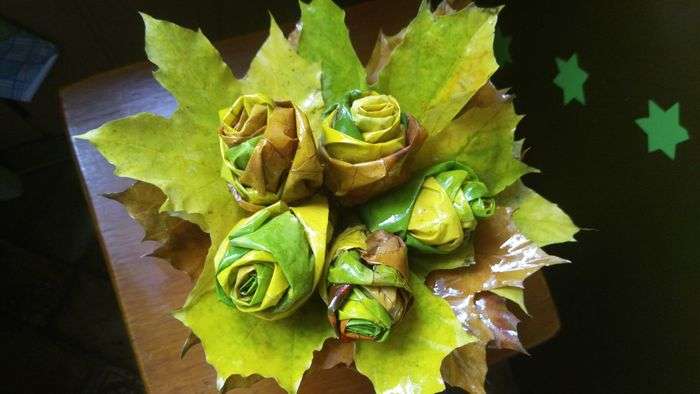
xmin=138 ymin=12 xmax=158 ymax=29
xmin=74 ymin=129 xmax=98 ymax=142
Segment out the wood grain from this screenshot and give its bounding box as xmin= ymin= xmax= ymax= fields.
xmin=60 ymin=1 xmax=560 ymax=392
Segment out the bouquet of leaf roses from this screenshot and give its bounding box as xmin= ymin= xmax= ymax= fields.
xmin=80 ymin=0 xmax=578 ymax=393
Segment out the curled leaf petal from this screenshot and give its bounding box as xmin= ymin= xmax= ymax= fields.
xmin=321 ymin=110 xmax=426 ymax=206
xmin=215 ymin=197 xmax=329 ymax=320
xmin=323 ymin=92 xmax=404 ymax=162
xmin=323 ymin=227 xmax=411 ymax=342
xmin=219 ymin=94 xmax=323 ymax=212
xmin=360 ymin=161 xmax=495 ymax=256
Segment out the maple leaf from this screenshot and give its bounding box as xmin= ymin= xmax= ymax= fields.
xmin=498 ymin=181 xmax=579 ymax=247
xmin=77 ymin=14 xmax=244 ymax=253
xmin=427 ymin=208 xmax=568 ymax=392
xmin=414 ymin=82 xmax=536 ymax=195
xmin=441 ymin=342 xmax=488 ymax=394
xmin=354 ymin=273 xmax=476 ymax=394
xmin=427 ymin=208 xmax=568 ymax=312
xmin=80 ymin=13 xmax=330 ymax=392
xmin=105 ymin=181 xmax=210 ymax=280
xmin=373 ymin=3 xmax=500 ymax=135
xmin=297 ymin=0 xmax=368 ymax=107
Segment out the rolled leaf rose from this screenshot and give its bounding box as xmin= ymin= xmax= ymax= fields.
xmin=214 ymin=195 xmax=329 ymax=320
xmin=321 ymin=226 xmax=412 ymax=342
xmin=319 ymin=90 xmax=427 ymax=206
xmin=218 ymin=93 xmax=323 ymax=212
xmin=359 ymin=161 xmax=496 ymax=254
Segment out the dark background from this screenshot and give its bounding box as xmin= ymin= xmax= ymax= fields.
xmin=0 ymin=0 xmax=697 ymax=393
xmin=492 ymin=2 xmax=699 ymax=394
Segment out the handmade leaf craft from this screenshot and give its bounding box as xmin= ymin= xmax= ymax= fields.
xmin=371 ymin=2 xmax=499 ymax=136
xmin=297 ymin=0 xmax=368 ymax=108
xmin=218 ymin=93 xmax=323 ymax=212
xmin=429 ymin=209 xmax=569 ymax=393
xmin=414 ymin=82 xmax=536 ymax=195
xmin=360 ymin=160 xmax=496 ymax=255
xmin=319 ymin=89 xmax=426 ymax=205
xmin=214 ymin=196 xmax=329 ymax=320
xmin=353 ymin=273 xmax=476 ymax=394
xmin=322 ymin=226 xmax=412 ymax=342
xmin=77 ymin=0 xmax=581 ymax=392
xmin=428 ymin=208 xmax=568 ymax=319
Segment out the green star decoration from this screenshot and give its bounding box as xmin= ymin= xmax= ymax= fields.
xmin=494 ymin=27 xmax=511 ymax=65
xmin=554 ymin=54 xmax=588 ymax=105
xmin=635 ymin=101 xmax=689 ymax=160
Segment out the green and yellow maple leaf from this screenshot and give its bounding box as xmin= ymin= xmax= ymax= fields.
xmin=175 ymin=293 xmax=333 ymax=393
xmin=79 ymin=13 xmax=332 ymax=391
xmin=241 ymin=17 xmax=322 ymax=113
xmin=78 ymin=14 xmax=245 ymax=269
xmin=354 ymin=273 xmax=476 ymax=394
xmin=414 ymin=83 xmax=536 ymax=195
xmin=498 ymin=181 xmax=579 ymax=247
xmin=374 ymin=3 xmax=500 ymax=135
xmin=297 ymin=0 xmax=368 ymax=106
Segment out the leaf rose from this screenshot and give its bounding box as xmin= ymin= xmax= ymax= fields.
xmin=359 ymin=161 xmax=495 ymax=254
xmin=214 ymin=196 xmax=329 ymax=320
xmin=321 ymin=226 xmax=412 ymax=342
xmin=319 ymin=90 xmax=426 ymax=205
xmin=218 ymin=93 xmax=323 ymax=212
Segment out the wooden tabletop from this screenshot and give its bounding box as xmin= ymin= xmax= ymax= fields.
xmin=61 ymin=1 xmax=560 ymax=392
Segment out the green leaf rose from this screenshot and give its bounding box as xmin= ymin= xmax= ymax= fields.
xmin=218 ymin=93 xmax=323 ymax=212
xmin=321 ymin=226 xmax=412 ymax=342
xmin=319 ymin=90 xmax=426 ymax=206
xmin=360 ymin=161 xmax=495 ymax=255
xmin=215 ymin=196 xmax=329 ymax=320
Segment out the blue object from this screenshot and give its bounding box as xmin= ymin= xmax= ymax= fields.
xmin=0 ymin=18 xmax=58 ymax=102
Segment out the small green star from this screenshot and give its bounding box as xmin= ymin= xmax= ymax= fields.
xmin=635 ymin=101 xmax=689 ymax=160
xmin=554 ymin=54 xmax=588 ymax=105
xmin=494 ymin=27 xmax=511 ymax=66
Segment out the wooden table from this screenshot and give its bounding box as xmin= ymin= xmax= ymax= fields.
xmin=61 ymin=1 xmax=560 ymax=392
